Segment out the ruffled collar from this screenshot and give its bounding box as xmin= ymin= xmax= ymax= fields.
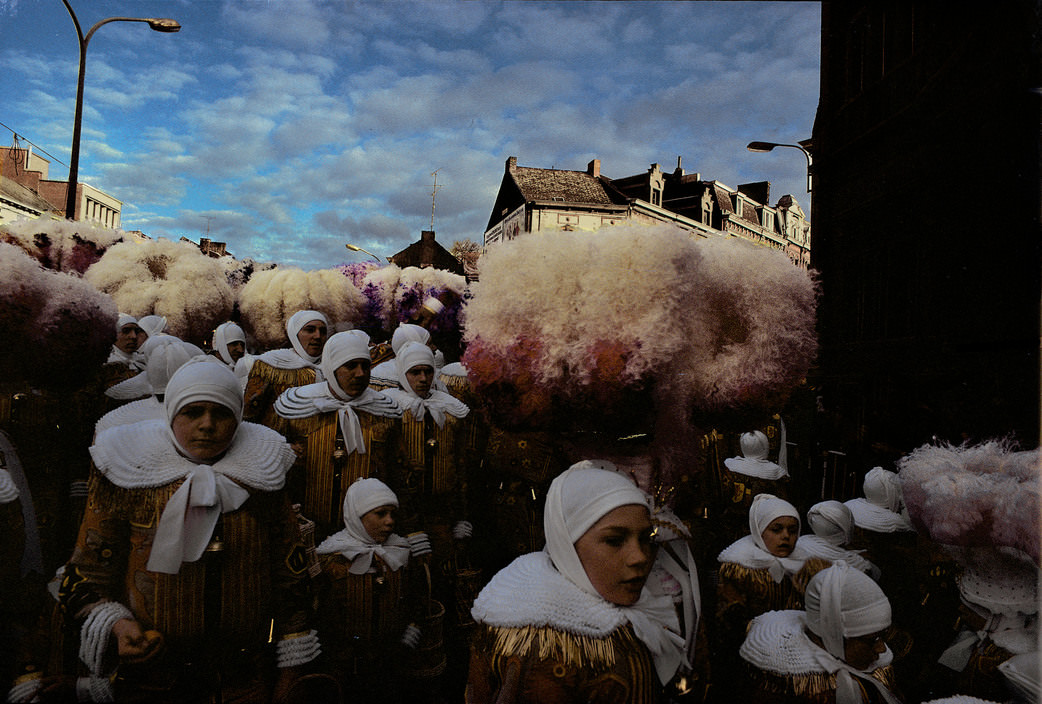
xmin=472 ymin=551 xmax=685 ymax=684
xmin=724 ymin=456 xmax=789 ymax=480
xmin=844 ymin=498 xmax=914 ymax=533
xmin=274 ymin=382 xmax=401 ymax=454
xmin=95 ymin=396 xmax=164 ymax=437
xmin=316 ymin=529 xmax=411 ymax=575
xmin=257 ymin=348 xmax=322 ymax=373
xmin=717 ymin=534 xmax=812 ymax=582
xmin=90 ymin=419 xmax=293 ymax=491
xmin=107 ymin=346 xmax=146 ymax=370
xmin=381 ymin=388 xmax=468 ymax=427
xmin=0 ymin=468 xmax=18 ymax=503
xmin=740 ymin=609 xmax=894 ymax=675
xmin=795 ymin=536 xmax=875 ymax=575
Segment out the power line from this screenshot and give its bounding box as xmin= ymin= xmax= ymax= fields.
xmin=0 ymin=120 xmax=69 ymax=168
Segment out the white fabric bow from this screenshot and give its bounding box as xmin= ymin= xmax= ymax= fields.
xmin=147 ymin=465 xmax=250 ymax=574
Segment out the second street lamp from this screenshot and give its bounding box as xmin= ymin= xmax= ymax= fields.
xmin=345 ymin=243 xmax=384 ymax=263
xmin=746 ymin=140 xmax=813 ymax=193
xmin=62 ymin=0 xmax=180 ymax=220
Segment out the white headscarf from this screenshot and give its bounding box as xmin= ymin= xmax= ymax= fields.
xmin=315 ymin=478 xmax=410 ymax=575
xmin=137 ymin=314 xmax=168 ymax=338
xmin=863 ymin=467 xmax=903 ymax=512
xmin=724 ymin=431 xmax=789 ymax=480
xmin=543 ymin=464 xmax=685 ymax=684
xmin=846 ymin=467 xmax=914 ymax=533
xmin=116 ymin=313 xmax=137 ymax=331
xmin=381 ymin=341 xmax=468 ymax=427
xmin=288 ymin=310 xmax=327 ymax=364
xmin=390 ymin=323 xmax=431 ymax=354
xmin=212 ymin=322 xmax=246 ymax=367
xmin=257 ymin=310 xmax=328 ymax=371
xmin=804 ymin=562 xmax=897 ymax=704
xmin=807 ymin=500 xmax=853 ymax=546
xmin=275 ymin=331 xmax=401 ymax=454
xmin=108 ymin=314 xmax=145 ymax=367
xmin=718 ymin=493 xmax=808 ymax=582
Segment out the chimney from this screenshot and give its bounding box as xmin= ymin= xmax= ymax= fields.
xmin=506 ymin=156 xmax=517 ymax=172
xmin=674 ymin=156 xmax=684 ymax=177
xmin=587 ymin=159 xmax=601 ymax=178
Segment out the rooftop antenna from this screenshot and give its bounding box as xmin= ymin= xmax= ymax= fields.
xmin=429 ymin=168 xmax=442 ymax=231
xmin=201 ymin=215 xmax=215 ymax=237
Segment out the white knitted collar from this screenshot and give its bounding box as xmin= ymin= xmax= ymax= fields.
xmin=844 ymin=499 xmax=914 ymax=533
xmin=382 ymin=388 xmax=469 ymax=426
xmin=717 ymin=534 xmax=812 ymax=578
xmin=90 ymin=419 xmax=293 ymax=491
xmin=471 ymin=551 xmax=628 ymax=637
xmin=257 ymin=348 xmax=320 ymax=372
xmin=275 ymin=382 xmax=401 ymax=420
xmin=95 ymin=397 xmax=164 ymax=437
xmin=724 ymin=456 xmax=789 ymax=480
xmin=740 ymin=609 xmax=893 ymax=676
xmin=796 ymin=536 xmax=874 ymax=574
xmin=0 ymin=468 xmax=18 ymax=503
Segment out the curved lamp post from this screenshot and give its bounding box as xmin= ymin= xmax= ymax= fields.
xmin=62 ymin=0 xmax=180 ymax=220
xmin=345 ymin=243 xmax=384 ymax=263
xmin=746 ymin=140 xmax=813 ymax=193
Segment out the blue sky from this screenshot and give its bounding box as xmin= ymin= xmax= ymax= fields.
xmin=0 ymin=0 xmax=820 ymax=271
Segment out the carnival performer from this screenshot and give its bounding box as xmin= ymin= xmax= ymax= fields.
xmin=94 ymin=336 xmax=197 ymax=437
xmin=844 ymin=467 xmax=920 ymax=654
xmin=467 ymin=464 xmax=687 ymax=703
xmin=210 ymin=321 xmax=248 ymax=371
xmin=99 ymin=314 xmax=146 ymax=392
xmin=739 ymin=561 xmax=902 ymax=704
xmin=136 ymin=314 xmax=168 ymax=341
xmin=714 ymin=493 xmax=830 ymax=690
xmin=313 ymin=477 xmax=427 ymax=702
xmin=381 ymin=341 xmax=471 ymax=573
xmin=49 ymin=359 xmax=319 ymax=703
xmin=370 ymin=323 xmax=438 ymax=390
xmin=242 ymin=309 xmax=329 ymax=429
xmin=273 ymin=329 xmax=403 ymax=540
xmin=797 ymin=501 xmax=879 ymax=579
xmin=715 ymin=430 xmax=792 ymax=551
xmin=101 ymin=334 xmax=203 ymax=412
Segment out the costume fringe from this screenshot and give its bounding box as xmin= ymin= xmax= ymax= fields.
xmin=88 ymin=470 xmax=175 ymax=526
xmin=252 ymin=361 xmax=317 ymax=389
xmin=749 ymin=663 xmax=897 ymax=700
xmin=482 ymin=623 xmax=642 ymax=672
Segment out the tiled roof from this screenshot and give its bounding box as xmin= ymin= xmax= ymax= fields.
xmin=511 ymin=166 xmax=616 ymax=205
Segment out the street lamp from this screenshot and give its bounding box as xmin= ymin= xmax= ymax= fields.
xmin=345 ymin=243 xmax=384 ymax=263
xmin=62 ymin=0 xmax=180 ymax=220
xmin=746 ymin=140 xmax=813 ymax=193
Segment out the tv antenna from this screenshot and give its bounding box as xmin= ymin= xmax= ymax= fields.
xmin=429 ymin=168 xmax=443 ymax=231
xmin=202 ymin=215 xmax=215 ymax=236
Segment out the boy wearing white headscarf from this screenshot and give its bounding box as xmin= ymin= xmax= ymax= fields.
xmin=273 ymin=329 xmax=403 ymax=540
xmin=467 ymin=464 xmax=687 ymax=703
xmin=314 ymin=477 xmax=421 ymax=701
xmin=99 ymin=314 xmax=147 ymax=394
xmin=798 ymin=500 xmax=880 ymax=578
xmin=382 ymin=342 xmax=471 ymax=564
xmin=714 ymin=493 xmax=831 ymax=689
xmin=56 ymin=360 xmax=319 ymax=703
xmin=210 ymin=321 xmax=248 ymax=370
xmin=740 ymin=562 xmax=902 ymax=703
xmin=717 ymin=429 xmax=793 ymax=550
xmin=242 ymin=309 xmax=329 ymax=429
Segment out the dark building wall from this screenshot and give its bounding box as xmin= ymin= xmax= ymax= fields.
xmin=811 ymin=1 xmax=1041 ymax=465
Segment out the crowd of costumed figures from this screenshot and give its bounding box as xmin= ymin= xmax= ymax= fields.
xmin=0 ymin=215 xmax=1037 ymax=704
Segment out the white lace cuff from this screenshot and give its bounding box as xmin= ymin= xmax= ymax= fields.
xmin=6 ymin=674 xmax=42 ymax=703
xmin=75 ymin=675 xmax=114 ymax=702
xmin=275 ymin=629 xmax=321 ymax=668
xmin=79 ymin=602 xmax=134 ymax=676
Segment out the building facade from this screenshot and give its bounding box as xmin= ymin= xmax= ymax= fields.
xmin=483 ymin=156 xmax=811 ymax=268
xmin=810 ymin=1 xmax=1040 ymax=466
xmin=0 ymin=145 xmax=121 ymax=228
